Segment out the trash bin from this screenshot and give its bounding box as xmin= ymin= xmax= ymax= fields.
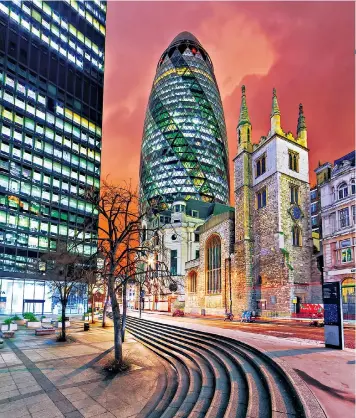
xmin=84 ymin=323 xmax=89 ymax=331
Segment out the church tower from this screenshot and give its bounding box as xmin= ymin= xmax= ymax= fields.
xmin=233 ymin=86 xmax=255 ymax=312
xmin=233 ymin=87 xmax=318 ymax=316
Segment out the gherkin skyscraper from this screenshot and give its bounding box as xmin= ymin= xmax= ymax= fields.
xmin=140 ymin=32 xmax=230 ymax=207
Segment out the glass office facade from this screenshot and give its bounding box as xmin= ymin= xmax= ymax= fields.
xmin=140 ymin=32 xmax=230 ymax=207
xmin=0 ymin=277 xmax=87 ymax=315
xmin=0 ymin=1 xmax=106 ymax=302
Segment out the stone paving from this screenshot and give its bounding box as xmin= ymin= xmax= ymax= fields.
xmin=0 ymin=323 xmax=163 ymax=418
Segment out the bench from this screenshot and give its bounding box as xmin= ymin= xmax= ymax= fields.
xmin=2 ymin=331 xmax=15 ymax=339
xmin=35 ymin=328 xmax=56 ymax=336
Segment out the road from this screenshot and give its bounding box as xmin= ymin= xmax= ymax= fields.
xmin=141 ymin=312 xmax=356 ymax=349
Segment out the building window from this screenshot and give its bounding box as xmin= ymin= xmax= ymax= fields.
xmin=170 ymin=249 xmax=177 ymax=275
xmin=206 ymin=235 xmax=221 ymax=294
xmin=188 ymin=271 xmax=197 ymax=293
xmin=195 ymin=250 xmax=200 ymax=259
xmin=311 ymin=202 xmax=318 ymax=214
xmin=256 ymin=154 xmax=266 ymax=177
xmin=174 ymin=204 xmax=185 ymax=213
xmin=288 ymin=150 xmax=299 ymax=172
xmin=191 ymin=210 xmax=199 ymax=218
xmin=256 ymin=188 xmax=267 ymax=209
xmin=238 ymin=130 xmax=241 ymax=144
xmin=270 ymin=295 xmax=277 ymax=305
xmin=311 ymin=216 xmax=318 ymax=227
xmin=351 ymin=179 xmax=355 ymax=195
xmin=340 ymin=239 xmax=352 ymax=264
xmin=338 ymin=182 xmax=348 ymax=200
xmin=292 ymin=225 xmax=302 ymax=246
xmin=290 ymin=185 xmax=299 ymax=204
xmin=352 ymin=205 xmax=355 ymax=224
xmin=339 ymin=208 xmax=350 ymax=229
xmin=310 ymin=189 xmax=318 ymax=200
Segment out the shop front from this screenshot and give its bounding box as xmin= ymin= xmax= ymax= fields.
xmin=0 ymin=278 xmax=87 ymax=315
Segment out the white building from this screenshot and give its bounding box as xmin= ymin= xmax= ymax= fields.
xmin=141 ymin=198 xmax=233 ymax=312
xmin=316 ymin=151 xmax=355 ymax=319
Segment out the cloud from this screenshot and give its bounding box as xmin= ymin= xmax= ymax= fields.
xmin=102 ymin=1 xmax=355 ymax=197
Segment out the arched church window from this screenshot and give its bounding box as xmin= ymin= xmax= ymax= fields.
xmin=247 ymin=128 xmax=250 ymax=142
xmin=188 ymin=271 xmax=197 ymax=293
xmin=206 ymin=235 xmax=221 ymax=294
xmin=238 ymin=129 xmax=241 ymax=144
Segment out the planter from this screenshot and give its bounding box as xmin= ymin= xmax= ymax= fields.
xmin=15 ymin=319 xmax=27 ymax=326
xmin=26 ymin=321 xmax=41 ymax=328
xmin=54 ymin=321 xmax=70 ymax=328
xmin=9 ymin=323 xmax=17 ymax=331
xmin=1 ymin=324 xmax=9 ymax=332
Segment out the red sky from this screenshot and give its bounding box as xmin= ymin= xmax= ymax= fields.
xmin=101 ymin=1 xmax=354 ymax=200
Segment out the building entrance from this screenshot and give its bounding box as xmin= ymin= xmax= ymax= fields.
xmin=23 ymin=299 xmax=45 ymax=315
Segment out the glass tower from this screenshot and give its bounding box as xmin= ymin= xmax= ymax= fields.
xmin=140 ymin=31 xmax=230 ymax=208
xmin=0 ymin=0 xmax=106 ymax=311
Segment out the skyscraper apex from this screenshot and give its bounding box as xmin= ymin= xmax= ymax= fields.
xmin=140 ymin=31 xmax=230 ymax=207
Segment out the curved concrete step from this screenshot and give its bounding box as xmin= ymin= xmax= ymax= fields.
xmin=126 ymin=316 xmax=326 ymax=418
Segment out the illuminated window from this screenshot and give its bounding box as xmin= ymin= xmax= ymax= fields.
xmin=188 ymin=271 xmax=197 ymax=293
xmin=288 ymin=150 xmax=299 ymax=172
xmin=206 ymin=235 xmax=221 ymax=294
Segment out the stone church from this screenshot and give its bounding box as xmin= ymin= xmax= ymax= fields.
xmin=185 ymin=86 xmax=321 ymax=317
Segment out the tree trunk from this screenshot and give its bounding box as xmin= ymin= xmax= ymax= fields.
xmin=91 ymin=291 xmax=95 ymax=324
xmin=139 ymin=283 xmax=142 ymax=319
xmin=109 ymin=277 xmax=122 ymax=366
xmin=121 ymin=282 xmax=127 ymax=342
xmin=102 ymin=287 xmax=110 ymax=327
xmin=61 ymin=301 xmax=66 ymax=341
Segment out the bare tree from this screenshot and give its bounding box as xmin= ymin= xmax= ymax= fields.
xmin=84 ymin=181 xmax=174 ymax=369
xmin=41 ymin=241 xmax=95 ymax=341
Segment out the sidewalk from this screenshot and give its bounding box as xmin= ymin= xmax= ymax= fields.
xmin=132 ymin=312 xmax=356 ymax=418
xmin=135 ymin=309 xmax=356 ymax=327
xmin=0 ymin=323 xmax=164 ymax=418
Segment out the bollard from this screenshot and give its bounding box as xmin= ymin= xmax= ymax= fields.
xmin=84 ymin=322 xmax=90 ymax=331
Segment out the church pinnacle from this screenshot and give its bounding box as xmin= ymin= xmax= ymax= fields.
xmin=270 ymin=87 xmax=280 ymax=117
xmin=297 ymin=103 xmax=307 ymax=134
xmin=269 ymin=87 xmax=282 ymax=135
xmin=296 ymin=103 xmax=307 ymax=146
xmin=238 ymin=85 xmax=251 ymax=127
xmin=237 ymin=85 xmax=252 ymax=154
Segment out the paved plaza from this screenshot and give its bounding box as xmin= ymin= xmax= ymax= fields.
xmin=0 ymin=323 xmax=163 ymax=418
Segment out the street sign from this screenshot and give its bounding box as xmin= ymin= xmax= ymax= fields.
xmin=322 ymin=282 xmax=344 ymax=349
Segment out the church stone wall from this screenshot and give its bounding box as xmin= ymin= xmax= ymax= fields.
xmin=185 ymin=212 xmax=234 ymax=315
